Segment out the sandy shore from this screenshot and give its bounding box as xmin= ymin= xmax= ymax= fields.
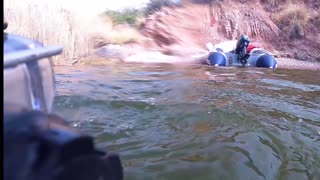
xmin=276 ymin=58 xmax=320 ymax=70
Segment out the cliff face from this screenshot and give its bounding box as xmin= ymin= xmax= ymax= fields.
xmin=140 ymin=0 xmax=320 ymax=61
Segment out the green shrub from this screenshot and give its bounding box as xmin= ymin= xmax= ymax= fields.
xmin=144 ymin=0 xmax=181 ymax=15
xmin=104 ymin=9 xmax=143 ymax=26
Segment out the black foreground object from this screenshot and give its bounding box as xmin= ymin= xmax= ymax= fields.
xmin=4 ymin=106 xmax=123 ymax=180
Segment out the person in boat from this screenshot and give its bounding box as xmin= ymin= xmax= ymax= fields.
xmin=4 ymin=20 xmax=123 ymax=180
xmin=234 ymin=34 xmax=251 ymax=65
xmin=205 ymin=34 xmax=277 ymax=68
xmin=233 ymin=34 xmax=270 ymax=66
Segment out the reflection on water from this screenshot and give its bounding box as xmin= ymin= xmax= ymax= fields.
xmin=53 ymin=62 xmax=320 ymax=180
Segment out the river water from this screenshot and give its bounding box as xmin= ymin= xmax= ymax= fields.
xmin=53 ymin=61 xmax=320 ymax=180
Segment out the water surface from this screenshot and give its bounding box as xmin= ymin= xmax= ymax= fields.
xmin=53 ymin=62 xmax=320 ymax=180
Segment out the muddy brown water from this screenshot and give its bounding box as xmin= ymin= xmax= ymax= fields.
xmin=53 ymin=61 xmax=320 ymax=180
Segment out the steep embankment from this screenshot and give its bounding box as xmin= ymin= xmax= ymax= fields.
xmin=140 ymin=0 xmax=320 ymax=62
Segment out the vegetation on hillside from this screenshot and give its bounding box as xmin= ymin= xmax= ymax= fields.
xmin=104 ymin=1 xmax=182 ymax=24
xmin=260 ymin=0 xmax=287 ymax=8
xmin=145 ymin=0 xmax=182 ymax=15
xmin=104 ymin=9 xmax=144 ymax=26
xmin=101 ymin=9 xmax=145 ymax=45
xmin=274 ymin=4 xmax=309 ymax=39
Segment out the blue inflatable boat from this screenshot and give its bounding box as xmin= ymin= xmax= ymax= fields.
xmin=206 ymin=35 xmax=277 ymax=69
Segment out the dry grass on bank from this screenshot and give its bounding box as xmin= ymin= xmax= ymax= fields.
xmin=109 ymin=25 xmax=144 ymax=45
xmin=261 ymin=0 xmax=286 ymax=8
xmin=4 ymin=0 xmax=144 ymax=65
xmin=314 ymin=14 xmax=320 ymax=30
xmin=275 ymin=4 xmax=309 ymax=39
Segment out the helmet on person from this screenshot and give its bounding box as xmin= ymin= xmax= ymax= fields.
xmin=235 ymin=34 xmax=250 ymax=54
xmin=235 ymin=34 xmax=250 ymax=65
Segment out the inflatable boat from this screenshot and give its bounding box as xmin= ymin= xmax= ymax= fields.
xmin=4 ymin=29 xmax=62 ymax=113
xmin=205 ymin=35 xmax=277 ymax=69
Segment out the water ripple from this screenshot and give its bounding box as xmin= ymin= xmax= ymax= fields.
xmin=53 ymin=64 xmax=320 ymax=180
